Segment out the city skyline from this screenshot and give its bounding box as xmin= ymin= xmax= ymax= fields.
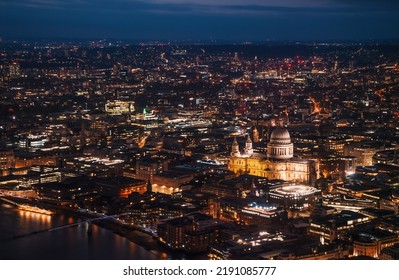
xmin=1 ymin=0 xmax=399 ymax=262
xmin=0 ymin=0 xmax=398 ymax=41
xmin=1 ymin=40 xmax=399 ymax=260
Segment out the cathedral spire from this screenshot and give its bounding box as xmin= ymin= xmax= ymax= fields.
xmin=146 ymin=179 xmax=153 ymax=194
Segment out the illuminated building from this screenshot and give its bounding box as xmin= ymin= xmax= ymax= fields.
xmin=372 ymin=149 xmax=399 ymax=165
xmin=201 ymin=183 xmax=243 ymax=198
xmin=309 ymin=210 xmax=369 ymax=244
xmin=269 ymin=185 xmax=320 ymax=210
xmin=157 ymin=213 xmax=224 ymax=253
xmin=380 ymin=190 xmax=399 ymax=213
xmin=105 ymin=100 xmax=135 ymax=115
xmin=200 ymin=174 xmax=268 ymax=199
xmin=93 ymin=177 xmax=147 ymax=198
xmin=0 ymin=150 xmax=15 ymax=176
xmin=344 ymin=142 xmax=387 ymax=166
xmin=134 ymin=158 xmax=164 ymax=181
xmin=107 ymin=125 xmax=144 ymax=148
xmin=63 ymin=156 xmax=125 ymax=177
xmin=14 ymin=153 xmax=58 ymax=169
xmin=220 ymin=198 xmax=287 ymax=225
xmin=132 ymin=109 xmax=160 ymax=129
xmin=8 ymin=61 xmax=20 ymax=77
xmin=352 ymin=229 xmax=399 ymax=259
xmin=322 ymin=194 xmax=378 ymax=211
xmin=35 ymin=176 xmax=94 ymax=201
xmin=324 ymin=136 xmax=353 ymax=156
xmin=28 ymin=166 xmax=62 ymax=184
xmin=275 ymin=244 xmax=350 ymax=260
xmin=319 ymin=155 xmax=357 ymax=181
xmin=380 ymin=244 xmax=399 ymax=260
xmin=17 ymin=134 xmax=48 ymax=152
xmin=228 ymin=128 xmax=319 ymax=185
xmin=126 ymin=201 xmax=183 ymax=231
xmin=181 ymin=191 xmax=221 ymax=219
xmin=152 ymin=171 xmax=194 ymax=194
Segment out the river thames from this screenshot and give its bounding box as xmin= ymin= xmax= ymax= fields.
xmin=0 ymin=202 xmax=165 ymax=260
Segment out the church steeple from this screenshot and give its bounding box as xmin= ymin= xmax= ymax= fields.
xmin=252 ymin=126 xmax=259 ymax=143
xmin=243 ymin=135 xmax=253 ymax=156
xmin=146 ymin=179 xmax=153 ymax=194
xmin=231 ymin=137 xmax=241 ymax=157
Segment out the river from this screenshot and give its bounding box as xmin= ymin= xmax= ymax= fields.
xmin=0 ymin=202 xmax=165 ymax=260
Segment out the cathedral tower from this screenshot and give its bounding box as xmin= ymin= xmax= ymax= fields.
xmin=231 ymin=137 xmax=241 ymax=157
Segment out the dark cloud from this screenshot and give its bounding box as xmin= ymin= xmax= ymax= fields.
xmin=0 ymin=0 xmax=397 ymax=40
xmin=1 ymin=0 xmax=398 ymax=14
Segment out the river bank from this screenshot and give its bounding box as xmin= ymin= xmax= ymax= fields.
xmin=1 ymin=196 xmax=208 ymax=259
xmin=0 ymin=196 xmax=171 ymax=259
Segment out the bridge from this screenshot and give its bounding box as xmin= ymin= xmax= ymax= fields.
xmin=0 ymin=196 xmax=126 ymax=242
xmin=0 ymin=196 xmax=22 ymax=207
xmin=0 ymin=213 xmax=124 ymax=242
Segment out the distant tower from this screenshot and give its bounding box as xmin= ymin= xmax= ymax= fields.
xmin=231 ymin=137 xmax=241 ymax=157
xmin=243 ymin=135 xmax=253 ymax=156
xmin=334 ymin=60 xmax=339 ymax=73
xmin=252 ymin=126 xmax=259 ymax=143
xmin=146 ymin=179 xmax=153 ymax=193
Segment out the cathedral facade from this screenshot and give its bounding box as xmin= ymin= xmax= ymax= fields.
xmin=228 ymin=128 xmax=318 ymax=186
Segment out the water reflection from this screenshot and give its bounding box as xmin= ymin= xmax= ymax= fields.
xmin=0 ymin=203 xmax=163 ymax=260
xmin=17 ymin=210 xmax=52 ymax=226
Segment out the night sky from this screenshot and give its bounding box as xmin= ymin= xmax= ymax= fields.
xmin=0 ymin=0 xmax=398 ymax=41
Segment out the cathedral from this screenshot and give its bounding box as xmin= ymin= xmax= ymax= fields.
xmin=228 ymin=128 xmax=319 ymax=186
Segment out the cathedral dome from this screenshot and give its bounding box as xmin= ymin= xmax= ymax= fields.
xmin=270 ymin=128 xmax=291 ymax=144
xmin=267 ymin=128 xmax=293 ymax=160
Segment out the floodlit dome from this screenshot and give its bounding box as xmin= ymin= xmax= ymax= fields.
xmin=270 ymin=128 xmax=291 ymax=144
xmin=267 ymin=128 xmax=293 ymax=160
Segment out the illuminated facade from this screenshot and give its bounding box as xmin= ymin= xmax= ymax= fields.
xmin=325 ymin=136 xmax=353 ymax=156
xmin=309 ymin=211 xmax=370 ymax=244
xmin=352 ymin=230 xmax=398 ymax=259
xmin=0 ymin=150 xmax=15 ymax=176
xmin=228 ymin=128 xmax=318 ymax=185
xmin=157 ymin=213 xmax=223 ymax=253
xmin=105 ymin=100 xmax=135 ymax=115
xmin=153 ymin=171 xmax=193 ymax=192
xmin=344 ymin=142 xmax=385 ymax=166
